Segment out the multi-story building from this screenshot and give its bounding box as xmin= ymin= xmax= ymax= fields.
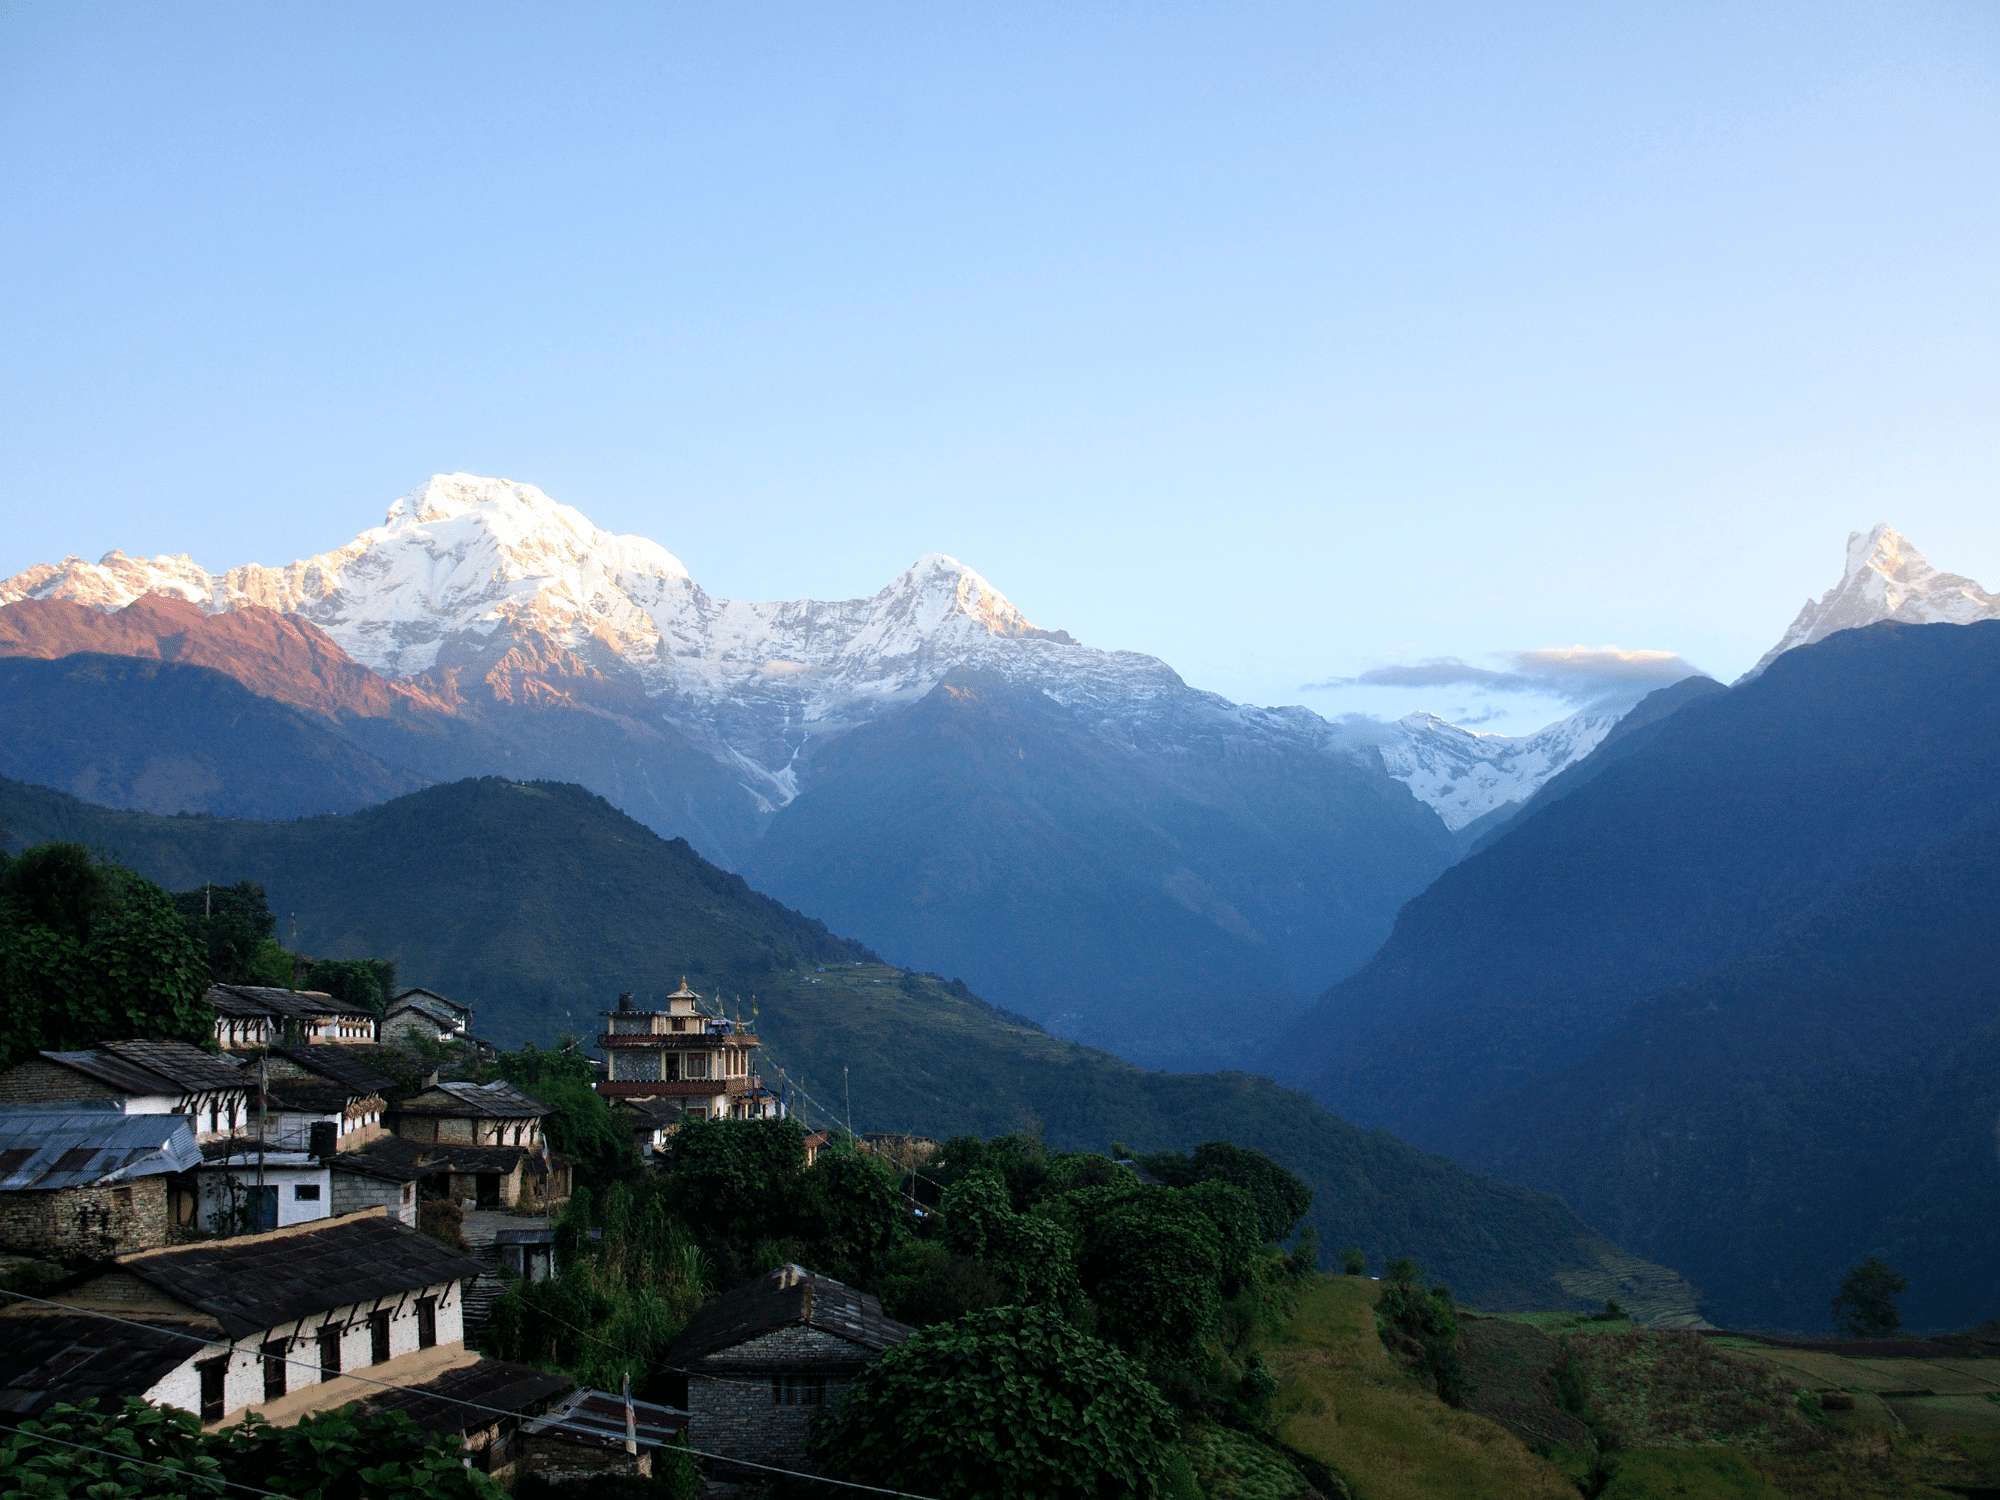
xmin=593 ymin=981 xmax=782 ymax=1124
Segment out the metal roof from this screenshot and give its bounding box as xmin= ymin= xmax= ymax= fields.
xmin=0 ymin=1109 xmax=202 ymax=1191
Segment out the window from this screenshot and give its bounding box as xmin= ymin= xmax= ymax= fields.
xmin=198 ymin=1357 xmax=227 ymax=1423
xmin=261 ymin=1340 xmax=287 ymax=1402
xmin=369 ymin=1310 xmax=391 ymax=1364
xmin=293 ymin=1183 xmax=321 ymax=1201
xmin=416 ymin=1296 xmax=437 ymax=1350
xmin=317 ymin=1325 xmax=342 ymax=1379
xmin=771 ymin=1374 xmax=825 ymax=1407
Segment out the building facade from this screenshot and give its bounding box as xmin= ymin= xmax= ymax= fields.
xmin=593 ymin=981 xmax=782 ymax=1123
xmin=208 ymin=985 xmax=380 ymax=1050
xmin=662 ymin=1263 xmax=912 ymax=1475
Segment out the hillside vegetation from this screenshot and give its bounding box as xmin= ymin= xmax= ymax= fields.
xmin=0 ymin=773 xmax=1687 ymax=1315
xmin=1275 ymin=621 xmax=2000 ymax=1329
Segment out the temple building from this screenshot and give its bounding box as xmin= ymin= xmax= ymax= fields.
xmin=593 ymin=980 xmax=783 ymax=1124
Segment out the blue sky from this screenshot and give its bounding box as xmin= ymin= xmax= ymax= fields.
xmin=3 ymin=1 xmax=1995 ymax=732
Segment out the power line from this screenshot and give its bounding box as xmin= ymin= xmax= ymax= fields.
xmin=0 ymin=1288 xmax=942 ymax=1500
xmin=0 ymin=1423 xmax=297 ymax=1500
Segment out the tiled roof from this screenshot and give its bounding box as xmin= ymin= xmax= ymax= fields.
xmin=0 ymin=1108 xmax=202 ymax=1190
xmin=0 ymin=1313 xmax=197 ymax=1418
xmin=663 ymin=1265 xmax=913 ymax=1369
xmin=265 ymin=1080 xmax=366 ymax=1115
xmin=117 ymin=1211 xmax=483 ymax=1338
xmin=40 ymin=1040 xmax=249 ymax=1097
xmin=353 ymin=1357 xmax=571 ymax=1435
xmin=396 ymin=1081 xmax=546 ymax=1120
xmin=206 ymin=984 xmax=375 ymax=1020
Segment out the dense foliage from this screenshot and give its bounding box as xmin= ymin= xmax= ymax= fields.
xmin=0 ymin=844 xmax=210 ymax=1067
xmin=477 ymin=1086 xmax=1321 ymax=1496
xmin=0 ymin=1399 xmax=500 ymax=1499
xmin=808 ymin=1306 xmax=1195 ymax=1500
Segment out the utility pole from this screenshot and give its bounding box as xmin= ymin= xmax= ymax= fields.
xmin=622 ymin=1370 xmax=637 ymax=1457
xmin=256 ymin=1051 xmax=268 ymax=1230
xmin=843 ymin=1066 xmax=852 ymax=1139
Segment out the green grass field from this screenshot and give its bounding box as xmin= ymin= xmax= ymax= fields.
xmin=1267 ymin=1278 xmax=1576 ymax=1500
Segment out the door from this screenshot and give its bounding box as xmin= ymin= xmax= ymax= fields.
xmin=475 ymin=1172 xmax=501 ymax=1209
xmin=248 ymin=1186 xmax=278 ymax=1232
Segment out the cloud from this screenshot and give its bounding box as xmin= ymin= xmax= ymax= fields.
xmin=1305 ymin=646 xmax=1703 ymax=706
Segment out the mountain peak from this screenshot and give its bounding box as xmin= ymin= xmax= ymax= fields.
xmin=883 ymin=551 xmax=1038 ymax=639
xmin=1753 ymin=523 xmax=2000 ymax=676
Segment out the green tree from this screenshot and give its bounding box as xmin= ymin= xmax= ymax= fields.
xmin=171 ymin=881 xmax=285 ymax=985
xmin=1075 ymin=1189 xmax=1225 ymax=1358
xmin=0 ymin=847 xmax=209 ymax=1067
xmin=658 ymin=1117 xmax=808 ymax=1272
xmin=0 ymin=1399 xmax=503 ymax=1499
xmin=1341 ymin=1246 xmax=1368 ymax=1276
xmin=303 ymin=957 xmax=398 ymax=1016
xmin=810 ymin=1306 xmax=1185 ymax=1500
xmin=1830 ymin=1256 xmax=1907 ymax=1337
xmin=799 ymin=1140 xmax=904 ymax=1284
xmin=496 ymin=1045 xmax=636 ymax=1191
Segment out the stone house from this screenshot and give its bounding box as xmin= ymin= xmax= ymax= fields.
xmin=207 ymin=984 xmax=379 ymax=1051
xmin=0 ymin=1042 xmax=253 ymax=1143
xmin=662 ymin=1264 xmax=913 ymax=1476
xmin=0 ymin=1106 xmax=201 ymax=1257
xmin=327 ymin=1152 xmax=423 ymax=1227
xmin=377 ymin=1080 xmax=567 ymax=1210
xmin=381 ymin=988 xmax=473 ymax=1046
xmin=0 ymin=1209 xmax=484 ymax=1428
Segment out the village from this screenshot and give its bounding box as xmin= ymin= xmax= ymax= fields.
xmin=0 ymin=977 xmax=926 ymax=1493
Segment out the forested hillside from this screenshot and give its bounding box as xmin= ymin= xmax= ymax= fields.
xmin=0 ymin=773 xmax=1690 ymax=1315
xmin=1274 ymin=621 xmax=2000 ymax=1329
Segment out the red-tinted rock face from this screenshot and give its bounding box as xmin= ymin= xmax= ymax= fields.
xmin=0 ymin=597 xmax=455 ymax=721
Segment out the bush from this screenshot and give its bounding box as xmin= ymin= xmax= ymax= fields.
xmin=1341 ymin=1246 xmax=1367 ymax=1276
xmin=810 ymin=1305 xmax=1184 ymax=1499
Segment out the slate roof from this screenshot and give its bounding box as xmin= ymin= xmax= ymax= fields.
xmin=207 ymin=984 xmax=375 ymax=1020
xmin=396 ymin=1081 xmax=546 ymax=1119
xmin=335 ymin=1134 xmax=537 ymax=1179
xmin=0 ymin=1108 xmax=202 ymax=1191
xmin=268 ymin=1045 xmax=395 ymax=1099
xmin=116 ymin=1211 xmax=484 ymax=1338
xmin=265 ymin=1080 xmax=364 ymax=1115
xmin=0 ymin=1313 xmax=196 ymax=1419
xmin=663 ymin=1264 xmax=913 ymax=1369
xmin=386 ymin=990 xmax=472 ymax=1027
xmin=40 ymin=1040 xmax=249 ymax=1097
xmin=353 ymin=1357 xmax=571 ymax=1435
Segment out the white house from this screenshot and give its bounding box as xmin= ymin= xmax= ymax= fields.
xmin=194 ymin=1143 xmax=332 ymax=1235
xmin=0 ymin=1210 xmax=485 ymax=1429
xmin=0 ymin=1042 xmax=252 ymax=1143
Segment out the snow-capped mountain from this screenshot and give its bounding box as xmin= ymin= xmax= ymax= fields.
xmin=1376 ymin=708 xmax=1624 ymax=832
xmin=1749 ymin=523 xmax=2000 ymax=676
xmin=0 ymin=474 xmax=1351 ymax=809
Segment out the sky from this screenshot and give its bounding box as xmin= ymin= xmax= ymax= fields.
xmin=3 ymin=1 xmax=1995 ymax=734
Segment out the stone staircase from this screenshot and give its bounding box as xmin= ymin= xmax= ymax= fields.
xmin=457 ymin=1209 xmax=546 ymax=1350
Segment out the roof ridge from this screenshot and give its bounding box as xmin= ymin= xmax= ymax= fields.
xmin=120 ymin=1205 xmax=389 ymax=1262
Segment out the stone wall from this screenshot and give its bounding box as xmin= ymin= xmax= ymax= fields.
xmin=0 ymin=1177 xmax=172 ymax=1257
xmin=0 ymin=1062 xmax=121 ymax=1106
xmin=330 ymin=1171 xmax=417 ymax=1227
xmin=689 ymin=1327 xmax=868 ymax=1471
